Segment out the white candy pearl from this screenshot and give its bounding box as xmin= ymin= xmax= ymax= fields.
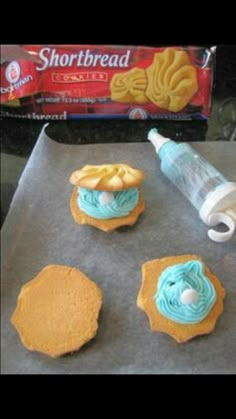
xmin=180 ymin=289 xmax=199 ymax=305
xmin=99 ymin=191 xmax=114 ymax=205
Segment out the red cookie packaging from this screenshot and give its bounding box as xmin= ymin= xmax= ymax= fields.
xmin=0 ymin=45 xmax=216 ymax=120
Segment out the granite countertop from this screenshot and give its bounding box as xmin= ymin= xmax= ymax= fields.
xmin=1 ymin=118 xmax=209 ymax=157
xmin=1 ymin=94 xmax=235 ymax=158
xmin=1 ymin=94 xmax=235 ymax=226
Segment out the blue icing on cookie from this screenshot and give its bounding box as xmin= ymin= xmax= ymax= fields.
xmin=77 ymin=187 xmax=139 ymax=219
xmin=154 ymin=260 xmax=216 ymax=324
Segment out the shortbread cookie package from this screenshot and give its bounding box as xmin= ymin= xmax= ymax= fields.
xmin=1 ymin=45 xmax=215 ymax=120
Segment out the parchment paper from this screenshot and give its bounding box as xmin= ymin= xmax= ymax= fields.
xmin=1 ymin=125 xmax=236 ymax=374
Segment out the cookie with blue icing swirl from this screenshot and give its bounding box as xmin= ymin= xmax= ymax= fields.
xmin=137 ymin=255 xmax=225 ymax=342
xmin=70 ymin=163 xmax=145 ymax=231
xmin=155 ymin=260 xmax=217 ymax=324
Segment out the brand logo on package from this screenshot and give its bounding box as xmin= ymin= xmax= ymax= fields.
xmin=5 ymin=61 xmax=21 ymax=83
xmin=1 ymin=61 xmax=33 ymax=95
xmin=129 ymin=108 xmax=148 ymax=120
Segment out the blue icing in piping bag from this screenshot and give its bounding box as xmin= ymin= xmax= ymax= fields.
xmin=148 ymin=128 xmax=236 ymax=242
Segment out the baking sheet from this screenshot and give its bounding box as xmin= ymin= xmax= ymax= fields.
xmin=1 ymin=125 xmax=236 ymax=374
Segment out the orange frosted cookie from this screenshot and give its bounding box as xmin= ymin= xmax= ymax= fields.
xmin=11 ymin=265 xmax=103 ymax=358
xmin=137 ymin=255 xmax=225 ymax=342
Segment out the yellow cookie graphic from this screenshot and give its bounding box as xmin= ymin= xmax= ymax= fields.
xmin=110 ymin=68 xmax=148 ymax=104
xmin=146 ymin=48 xmax=198 ymax=112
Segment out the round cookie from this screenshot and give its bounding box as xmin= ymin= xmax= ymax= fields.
xmin=70 ymin=163 xmax=144 ymax=191
xmin=70 ymin=163 xmax=145 ymax=232
xmin=11 ymin=265 xmax=103 ymax=358
xmin=137 ymin=255 xmax=225 ymax=342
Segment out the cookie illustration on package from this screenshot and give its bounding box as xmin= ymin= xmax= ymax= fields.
xmin=145 ymin=48 xmax=198 ymax=112
xmin=110 ymin=68 xmax=148 ymax=104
